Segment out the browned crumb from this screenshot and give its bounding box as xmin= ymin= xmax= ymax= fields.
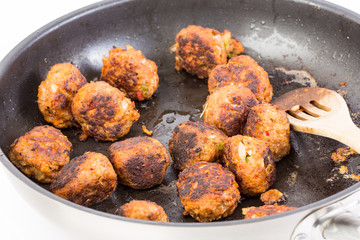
xmin=242 ymin=207 xmax=255 ymax=216
xmin=339 ymin=81 xmax=346 ymax=86
xmin=339 ymin=165 xmax=348 ymax=174
xmin=142 ymin=125 xmax=153 ymax=136
xmin=79 ymin=133 xmax=88 ymax=142
xmin=243 ymin=204 xmax=296 ymax=219
xmin=350 ymin=174 xmax=360 ymax=181
xmin=260 ymin=189 xmax=286 ymax=205
xmin=331 ymin=146 xmax=357 ymax=162
xmin=338 ymin=165 xmax=360 ymax=181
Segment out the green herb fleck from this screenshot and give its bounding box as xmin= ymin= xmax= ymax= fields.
xmin=224 ymin=43 xmax=230 ymax=51
xmin=227 ymin=52 xmax=237 ymax=59
xmin=245 ymin=154 xmax=251 ymax=162
xmin=141 ymin=85 xmax=149 ymax=91
xmin=216 ymin=140 xmax=225 ymax=151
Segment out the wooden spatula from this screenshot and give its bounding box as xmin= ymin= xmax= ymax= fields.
xmin=272 ymin=87 xmax=360 ymax=153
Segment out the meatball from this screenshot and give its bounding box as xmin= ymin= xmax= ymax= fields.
xmin=71 ymin=81 xmax=140 ymax=141
xmin=100 ymin=45 xmax=159 ymax=101
xmin=115 ymin=200 xmax=169 ymax=222
xmin=109 ymin=137 xmax=170 ymax=189
xmin=222 ymin=135 xmax=276 ymax=196
xmin=37 ymin=63 xmax=87 ymax=128
xmin=50 ymin=152 xmax=117 ymax=206
xmin=243 ymin=103 xmax=290 ymax=161
xmin=243 ymin=204 xmax=296 ymax=219
xmin=173 ymin=25 xmax=244 ymax=79
xmin=176 ymin=162 xmax=240 ymax=222
xmin=168 ymin=121 xmax=227 ymax=171
xmin=8 ymin=125 xmax=72 ymax=183
xmin=203 ymin=85 xmax=259 ymax=136
xmin=208 ymin=55 xmax=273 ymax=103
xmin=260 ymin=189 xmax=286 ymax=205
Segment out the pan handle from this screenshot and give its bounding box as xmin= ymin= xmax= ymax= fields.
xmin=291 ymin=189 xmax=360 ymax=240
xmin=322 ymin=211 xmax=360 ymax=240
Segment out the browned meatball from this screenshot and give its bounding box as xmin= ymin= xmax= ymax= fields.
xmin=50 ymin=152 xmax=117 ymax=206
xmin=176 ymin=162 xmax=240 ymax=222
xmin=222 ymin=135 xmax=276 ymax=196
xmin=203 ymin=85 xmax=259 ymax=136
xmin=243 ymin=103 xmax=290 ymax=161
xmin=8 ymin=125 xmax=72 ymax=183
xmin=115 ymin=200 xmax=169 ymax=222
xmin=109 ymin=137 xmax=170 ymax=189
xmin=100 ymin=45 xmax=159 ymax=101
xmin=173 ymin=25 xmax=244 ymax=79
xmin=71 ymin=81 xmax=140 ymax=141
xmin=208 ymin=55 xmax=273 ymax=103
xmin=37 ymin=63 xmax=87 ymax=128
xmin=243 ymin=204 xmax=296 ymax=219
xmin=168 ymin=121 xmax=227 ymax=171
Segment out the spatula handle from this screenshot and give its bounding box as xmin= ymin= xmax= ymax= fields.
xmin=289 ymin=112 xmax=360 ymax=153
xmin=332 ymin=121 xmax=360 ymax=154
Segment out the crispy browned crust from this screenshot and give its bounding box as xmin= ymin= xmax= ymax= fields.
xmin=222 ymin=135 xmax=276 ymax=196
xmin=37 ymin=63 xmax=87 ymax=128
xmin=260 ymin=189 xmax=286 ymax=205
xmin=243 ymin=204 xmax=296 ymax=219
xmin=71 ymin=81 xmax=140 ymax=141
xmin=243 ymin=103 xmax=290 ymax=161
xmin=208 ymin=55 xmax=273 ymax=103
xmin=109 ymin=136 xmax=170 ymax=189
xmin=177 ymin=162 xmax=240 ymax=222
xmin=331 ymin=146 xmax=357 ymax=162
xmin=8 ymin=125 xmax=72 ymax=183
xmin=100 ymin=45 xmax=159 ymax=101
xmin=142 ymin=125 xmax=153 ymax=136
xmin=115 ymin=200 xmax=169 ymax=222
xmin=203 ymin=85 xmax=259 ymax=136
xmin=168 ymin=121 xmax=227 ymax=170
xmin=174 ymin=25 xmax=244 ymax=79
xmin=50 ymin=152 xmax=117 ymax=206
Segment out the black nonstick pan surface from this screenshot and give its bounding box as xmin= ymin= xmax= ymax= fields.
xmin=1 ymin=0 xmax=360 ymax=223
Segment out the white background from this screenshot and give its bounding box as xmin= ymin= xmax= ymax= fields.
xmin=1 ymin=0 xmax=360 ymax=239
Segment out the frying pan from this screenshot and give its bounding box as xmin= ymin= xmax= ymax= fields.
xmin=1 ymin=0 xmax=360 ymax=239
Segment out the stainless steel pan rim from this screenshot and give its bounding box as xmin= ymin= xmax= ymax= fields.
xmin=1 ymin=148 xmax=360 ymax=227
xmin=1 ymin=0 xmax=360 ymax=228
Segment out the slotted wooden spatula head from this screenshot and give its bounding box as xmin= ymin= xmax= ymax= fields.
xmin=273 ymin=87 xmax=360 ymax=153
